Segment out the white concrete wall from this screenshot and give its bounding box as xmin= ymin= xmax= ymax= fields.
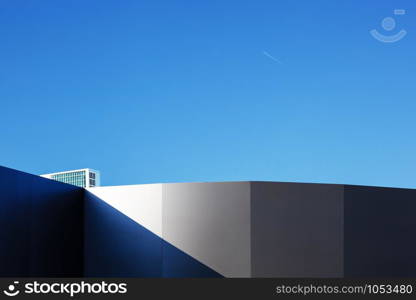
xmin=87 ymin=182 xmax=251 ymax=277
xmin=87 ymin=184 xmax=163 ymax=237
xmin=87 ymin=181 xmax=344 ymax=278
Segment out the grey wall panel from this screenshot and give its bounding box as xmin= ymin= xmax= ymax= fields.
xmin=251 ymin=182 xmax=344 ymax=277
xmin=344 ymin=185 xmax=416 ymax=277
xmin=162 ymin=182 xmax=251 ymax=277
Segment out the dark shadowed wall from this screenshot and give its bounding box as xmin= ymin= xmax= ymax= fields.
xmin=250 ymin=182 xmax=344 ymax=277
xmin=2 ymin=165 xmax=416 ymax=278
xmin=344 ymin=185 xmax=416 ymax=277
xmin=0 ymin=166 xmax=84 ymax=277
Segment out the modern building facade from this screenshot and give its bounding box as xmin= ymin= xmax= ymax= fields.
xmin=41 ymin=168 xmax=100 ymax=188
xmin=1 ymin=165 xmax=416 ymax=277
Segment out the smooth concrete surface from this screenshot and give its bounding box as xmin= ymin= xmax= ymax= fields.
xmin=3 ymin=163 xmax=416 ymax=278
xmin=344 ymin=185 xmax=416 ymax=277
xmin=250 ymin=182 xmax=344 ymax=277
xmin=0 ymin=166 xmax=84 ymax=277
xmin=163 ymin=182 xmax=251 ymax=277
xmin=87 ymin=184 xmax=163 ymax=237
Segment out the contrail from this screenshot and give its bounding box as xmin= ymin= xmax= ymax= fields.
xmin=262 ymin=51 xmax=282 ymax=64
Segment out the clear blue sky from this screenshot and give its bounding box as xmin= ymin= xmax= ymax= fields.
xmin=1 ymin=0 xmax=415 ymax=188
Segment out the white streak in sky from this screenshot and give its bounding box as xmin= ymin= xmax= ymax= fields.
xmin=262 ymin=51 xmax=282 ymax=64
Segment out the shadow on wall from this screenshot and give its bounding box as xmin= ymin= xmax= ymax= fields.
xmin=0 ymin=165 xmax=220 ymax=277
xmin=84 ymin=191 xmax=221 ymax=277
xmin=2 ymin=165 xmax=416 ymax=278
xmin=0 ymin=166 xmax=84 ymax=277
xmin=344 ymin=186 xmax=416 ymax=277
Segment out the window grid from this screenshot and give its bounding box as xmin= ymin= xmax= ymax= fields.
xmin=51 ymin=171 xmax=86 ymax=188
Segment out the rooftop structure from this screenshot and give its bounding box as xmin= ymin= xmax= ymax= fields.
xmin=41 ymin=168 xmax=100 ymax=188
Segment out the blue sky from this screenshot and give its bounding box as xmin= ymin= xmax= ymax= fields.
xmin=1 ymin=0 xmax=415 ymax=187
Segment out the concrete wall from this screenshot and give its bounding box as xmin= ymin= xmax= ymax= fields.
xmin=84 ymin=188 xmax=222 ymax=277
xmin=87 ymin=181 xmax=416 ymax=278
xmin=250 ymin=182 xmax=344 ymax=277
xmin=0 ymin=166 xmax=84 ymax=277
xmin=344 ymin=185 xmax=416 ymax=277
xmin=2 ymin=164 xmax=415 ymax=278
xmin=83 ymin=191 xmax=164 ymax=277
xmin=163 ymin=182 xmax=251 ymax=277
xmin=87 ymin=182 xmax=250 ymax=277
xmin=86 ymin=184 xmax=162 ymax=237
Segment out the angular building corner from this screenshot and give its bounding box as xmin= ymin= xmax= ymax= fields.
xmin=1 ymin=165 xmax=416 ymax=277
